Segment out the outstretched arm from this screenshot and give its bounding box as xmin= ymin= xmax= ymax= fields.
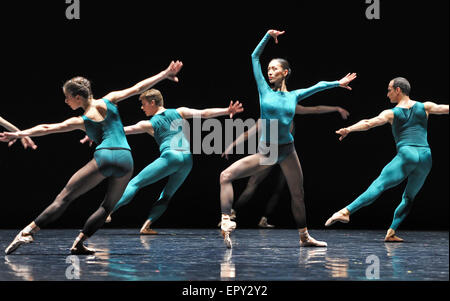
xmin=176 ymin=101 xmax=243 ymax=119
xmin=295 ymin=73 xmax=357 ymax=102
xmin=296 ymin=105 xmax=350 ymax=119
xmin=0 ymin=116 xmax=37 ymax=149
xmin=424 ymin=102 xmax=449 ymax=115
xmin=0 ymin=117 xmax=84 ymax=143
xmin=335 ymin=109 xmax=393 ymax=141
xmin=222 ymin=120 xmax=260 ymax=159
xmin=124 ymin=120 xmax=154 ymax=136
xmin=103 ymin=61 xmax=183 ymax=104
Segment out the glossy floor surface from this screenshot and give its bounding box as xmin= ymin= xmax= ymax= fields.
xmin=0 ymin=229 xmax=448 ymax=281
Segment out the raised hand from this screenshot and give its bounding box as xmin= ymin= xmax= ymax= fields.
xmin=227 ymin=100 xmax=244 ymax=118
xmin=164 ymin=60 xmax=183 ymax=82
xmin=336 ymin=128 xmax=350 ymax=141
xmin=337 ymin=107 xmax=350 ymax=119
xmin=338 ymin=73 xmax=357 ymax=90
xmin=80 ymin=135 xmax=94 ymax=147
xmin=267 ymin=29 xmax=285 ymax=44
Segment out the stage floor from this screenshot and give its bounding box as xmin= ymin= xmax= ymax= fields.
xmin=0 ymin=229 xmax=448 ymax=281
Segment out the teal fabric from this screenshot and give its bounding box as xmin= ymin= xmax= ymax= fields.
xmin=392 ymin=102 xmax=429 ymax=149
xmin=346 ymin=102 xmax=432 ymax=230
xmin=149 ymin=109 xmax=190 ymax=153
xmin=251 ymin=33 xmax=339 ymax=144
xmin=82 ymin=99 xmax=130 ymax=151
xmin=112 ymin=108 xmax=193 ymax=223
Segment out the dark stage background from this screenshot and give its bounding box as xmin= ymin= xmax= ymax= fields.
xmin=0 ymin=1 xmax=448 ymax=230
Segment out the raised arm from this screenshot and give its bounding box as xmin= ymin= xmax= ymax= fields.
xmin=335 ymin=109 xmax=393 ymax=141
xmin=0 ymin=117 xmax=84 ymax=143
xmin=176 ymin=101 xmax=243 ymax=119
xmin=295 ymin=73 xmax=357 ymax=102
xmin=251 ymin=30 xmax=285 ymax=95
xmin=103 ymin=61 xmax=183 ymax=104
xmin=424 ymin=101 xmax=449 ymax=115
xmin=296 ymin=105 xmax=350 ymax=119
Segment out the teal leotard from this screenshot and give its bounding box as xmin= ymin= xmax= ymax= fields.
xmin=82 ymin=99 xmax=133 ymax=177
xmin=346 ymin=102 xmax=432 ymax=230
xmin=251 ymin=32 xmax=340 ymax=146
xmin=113 ymin=109 xmax=192 ymax=223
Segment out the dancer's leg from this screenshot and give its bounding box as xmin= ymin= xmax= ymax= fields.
xmin=6 ymin=158 xmax=105 ymax=255
xmin=259 ymin=167 xmax=285 ymax=227
xmin=233 ymin=167 xmax=273 ymax=212
xmin=325 ymin=148 xmax=419 ymax=227
xmin=220 ymin=153 xmax=273 ymax=215
xmin=386 ymin=148 xmax=432 ymax=241
xmin=220 ymin=153 xmax=273 ymax=248
xmin=141 ymin=153 xmax=193 ymax=234
xmin=279 ymin=150 xmax=326 ymax=247
xmin=111 ymin=153 xmax=180 ymax=214
xmin=71 ymin=168 xmax=133 ymax=254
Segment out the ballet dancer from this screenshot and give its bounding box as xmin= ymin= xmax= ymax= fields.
xmin=99 ymin=88 xmax=243 ymax=234
xmin=219 ymin=29 xmax=357 ymax=248
xmin=221 ymin=105 xmax=350 ymax=228
xmin=1 ymin=61 xmax=182 ymax=254
xmin=325 ymin=77 xmax=449 ymax=241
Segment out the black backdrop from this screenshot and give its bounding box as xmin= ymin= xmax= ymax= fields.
xmin=0 ymin=0 xmax=448 ymax=230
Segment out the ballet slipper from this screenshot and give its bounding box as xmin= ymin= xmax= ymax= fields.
xmin=325 ymin=209 xmax=350 ymax=227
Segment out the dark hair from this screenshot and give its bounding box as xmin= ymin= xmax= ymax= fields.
xmin=139 ymin=89 xmax=164 ymax=106
xmin=391 ymin=77 xmax=411 ymax=96
xmin=271 ymin=58 xmax=292 ymax=80
xmin=63 ymin=76 xmax=92 ymax=99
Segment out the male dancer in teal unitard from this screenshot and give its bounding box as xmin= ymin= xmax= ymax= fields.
xmin=325 ymin=77 xmax=449 ymax=241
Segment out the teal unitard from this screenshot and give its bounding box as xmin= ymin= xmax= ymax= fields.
xmin=113 ymin=109 xmax=192 ymax=223
xmin=346 ymin=102 xmax=432 ymax=230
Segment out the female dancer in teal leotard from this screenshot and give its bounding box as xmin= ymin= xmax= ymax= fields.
xmin=325 ymin=77 xmax=449 ymax=241
xmin=221 ymin=106 xmax=350 ymax=229
xmin=103 ymin=89 xmax=243 ymax=234
xmin=0 ymin=116 xmax=36 ymax=149
xmin=1 ymin=61 xmax=183 ymax=255
xmin=219 ymin=29 xmax=357 ymax=248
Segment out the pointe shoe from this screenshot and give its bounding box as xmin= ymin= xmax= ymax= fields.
xmin=300 ymin=232 xmax=327 ymax=248
xmin=140 ymin=228 xmax=158 ymax=235
xmin=218 ymin=209 xmax=236 ymax=228
xmin=258 ymin=217 xmax=275 ymax=228
xmin=5 ymin=231 xmax=34 ymax=255
xmin=384 ymin=229 xmax=404 ymax=242
xmin=70 ymin=244 xmax=96 ymax=255
xmin=325 ymin=210 xmax=350 ymax=227
xmin=221 ymin=217 xmax=236 ymax=249
xmin=105 ymin=215 xmax=112 ymax=224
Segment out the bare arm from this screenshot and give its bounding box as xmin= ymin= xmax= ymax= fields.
xmin=335 ymin=109 xmax=393 ymax=141
xmin=0 ymin=116 xmax=20 ymax=132
xmin=0 ymin=116 xmax=37 ymax=149
xmin=222 ymin=120 xmax=260 ymax=159
xmin=424 ymin=101 xmax=449 ymax=115
xmin=296 ymin=105 xmax=350 ymax=119
xmin=0 ymin=117 xmax=84 ymax=142
xmin=124 ymin=120 xmax=154 ymax=136
xmin=176 ymin=101 xmax=243 ymax=119
xmin=103 ymin=61 xmax=183 ymax=104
